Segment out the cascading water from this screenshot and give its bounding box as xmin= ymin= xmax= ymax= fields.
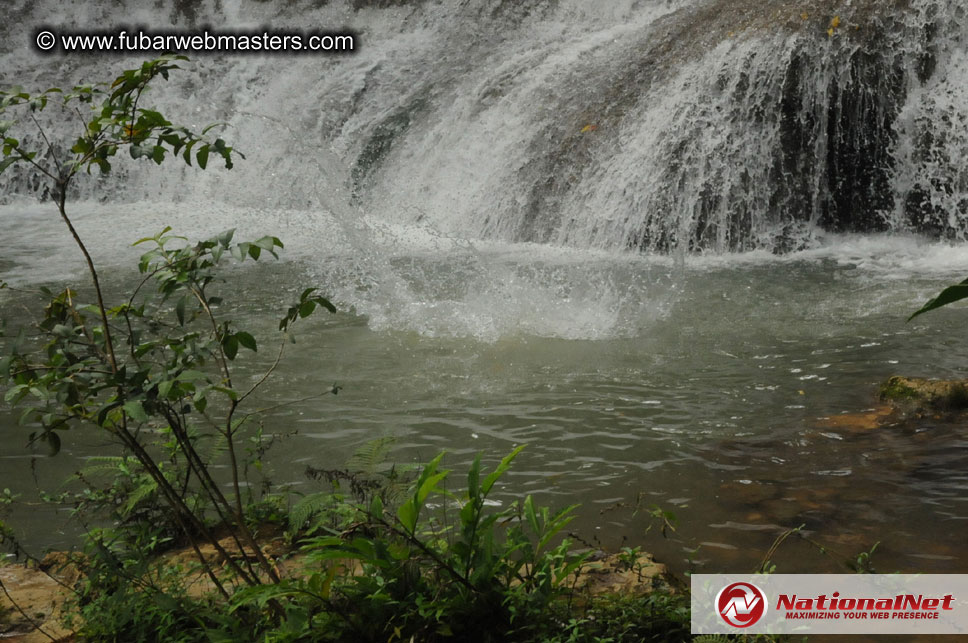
xmin=4 ymin=0 xmax=968 ymax=575
xmin=1 ymin=0 xmax=967 ymax=253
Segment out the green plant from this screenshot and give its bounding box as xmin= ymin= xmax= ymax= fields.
xmin=847 ymin=541 xmax=879 ymax=574
xmin=0 ymin=56 xmax=334 ymax=616
xmin=617 ymin=545 xmax=642 ymax=570
xmin=63 ymin=549 xmax=216 ymax=643
xmin=910 ymin=277 xmax=968 ymax=319
xmin=644 ymin=504 xmax=678 ymax=538
xmin=227 ymin=447 xmax=595 ymax=642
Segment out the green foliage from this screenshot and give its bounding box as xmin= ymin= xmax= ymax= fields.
xmin=0 ymin=57 xmax=334 ymax=619
xmin=879 ymin=376 xmax=921 ymax=401
xmin=280 ymin=287 xmax=336 ymax=331
xmin=847 ymin=541 xmax=879 ymax=574
xmin=644 ymin=504 xmax=678 ymax=538
xmin=0 ymin=56 xmax=238 ymax=182
xmin=65 ymin=551 xmax=217 ymax=643
xmin=344 ymin=435 xmax=397 ymax=474
xmin=910 ymin=277 xmax=968 ymax=320
xmin=0 ymin=487 xmax=16 ymax=558
xmin=532 ymin=591 xmax=691 ymax=643
xmin=226 ymin=448 xmax=611 ymax=642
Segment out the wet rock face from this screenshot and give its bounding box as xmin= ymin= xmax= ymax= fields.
xmin=779 ymin=38 xmax=905 ymax=235
xmin=504 ymin=0 xmax=953 ymax=252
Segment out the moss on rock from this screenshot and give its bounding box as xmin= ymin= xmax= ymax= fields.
xmin=879 ymin=375 xmax=968 ymax=410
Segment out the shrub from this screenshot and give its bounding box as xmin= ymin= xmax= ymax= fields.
xmin=0 ymin=56 xmax=333 ymax=615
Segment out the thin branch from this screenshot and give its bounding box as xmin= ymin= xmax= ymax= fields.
xmin=54 ymin=188 xmax=118 ymax=373
xmin=11 ymin=146 xmax=57 ymax=182
xmin=236 ymin=338 xmax=286 ymax=406
xmin=29 ymin=113 xmax=61 ymax=176
xmin=232 ymin=389 xmax=337 ymax=433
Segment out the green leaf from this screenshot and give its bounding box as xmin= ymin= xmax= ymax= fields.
xmin=524 ymin=495 xmax=540 ymax=535
xmin=211 ymin=385 xmax=238 ymax=401
xmin=235 ymin=331 xmax=257 ymax=352
xmin=254 ymin=236 xmax=277 ymax=251
xmin=123 ymin=400 xmax=148 ymax=423
xmin=157 ymin=380 xmax=174 ymax=399
xmin=467 ymin=454 xmax=481 ymax=501
xmin=481 ymin=444 xmax=526 ymax=496
xmin=369 ymin=494 xmax=384 ymax=519
xmin=42 ymin=431 xmax=61 ymax=457
xmin=909 ymin=279 xmax=968 ymax=321
xmin=138 ymin=109 xmax=169 ymax=127
xmin=397 ymin=502 xmax=418 ymax=534
xmin=4 ymin=384 xmax=26 ymax=404
xmin=223 ymin=334 xmax=239 ymax=360
xmin=217 ymin=229 xmax=235 ymax=248
xmin=0 ymin=157 xmax=17 ymax=174
xmin=298 ymin=300 xmax=316 ymax=318
xmin=196 ymin=144 xmax=209 ymax=169
xmin=315 ymin=297 xmax=337 ymax=314
xmin=182 ymin=140 xmax=195 ymax=165
xmin=537 ymin=505 xmax=579 ymax=552
xmin=175 ymin=296 xmax=186 ymax=326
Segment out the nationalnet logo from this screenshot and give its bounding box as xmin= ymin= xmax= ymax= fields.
xmin=716 ymin=582 xmax=767 ymax=628
xmin=692 ymin=575 xmax=968 ymax=635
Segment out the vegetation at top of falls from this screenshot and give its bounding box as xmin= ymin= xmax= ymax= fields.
xmin=0 ymin=58 xmax=701 ymax=642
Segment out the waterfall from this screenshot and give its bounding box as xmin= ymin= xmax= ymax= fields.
xmin=1 ymin=0 xmax=966 ymax=253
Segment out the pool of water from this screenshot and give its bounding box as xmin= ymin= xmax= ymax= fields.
xmin=2 ymin=201 xmax=968 ymax=578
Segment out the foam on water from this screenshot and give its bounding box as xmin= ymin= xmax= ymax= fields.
xmin=5 ymin=198 xmax=966 ymax=342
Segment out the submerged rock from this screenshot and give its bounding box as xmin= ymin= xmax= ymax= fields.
xmin=816 ymin=405 xmax=895 ymax=432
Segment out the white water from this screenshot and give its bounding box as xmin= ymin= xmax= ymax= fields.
xmin=2 ymin=0 xmax=968 ymax=254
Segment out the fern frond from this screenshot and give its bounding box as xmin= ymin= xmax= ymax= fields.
xmin=121 ymin=476 xmax=159 ymax=516
xmin=346 ymin=436 xmax=396 ymax=475
xmin=289 ymin=491 xmax=337 ymax=531
xmin=202 ymin=429 xmax=228 ymax=466
xmin=74 ymin=456 xmax=139 ymax=480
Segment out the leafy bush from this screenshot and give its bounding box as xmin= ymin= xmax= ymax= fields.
xmin=0 ymin=56 xmax=332 ymax=615
xmin=227 ymin=447 xmax=591 ymax=642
